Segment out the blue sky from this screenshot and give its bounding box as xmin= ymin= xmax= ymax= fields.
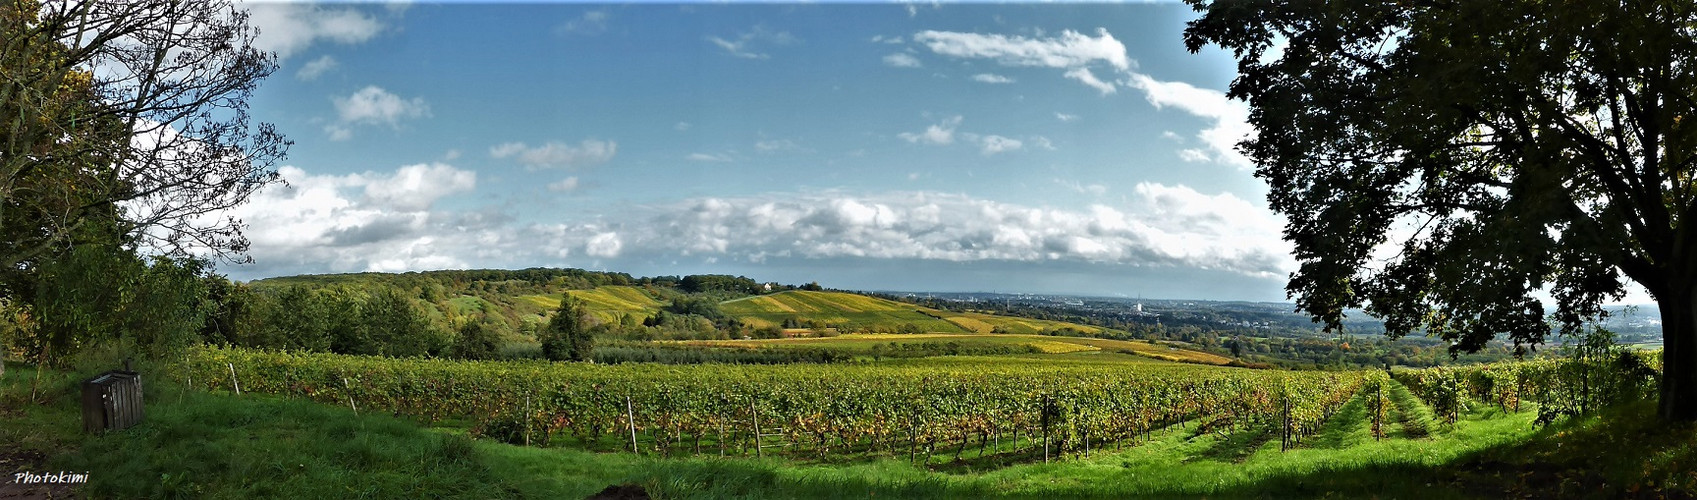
xmin=215 ymin=1 xmax=1303 ymax=300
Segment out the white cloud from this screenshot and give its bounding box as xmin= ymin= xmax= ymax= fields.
xmin=555 ymin=9 xmax=610 ymax=36
xmin=489 ymin=139 xmax=617 ymax=169
xmin=212 ymin=167 xmax=1289 ymax=281
xmin=548 ymin=177 xmax=581 ymax=192
xmin=362 ymin=163 xmax=477 ymax=211
xmin=979 ymin=135 xmax=1022 ymax=155
xmin=913 ymin=28 xmax=1131 ymax=71
xmin=1177 ymin=149 xmax=1211 ymax=163
xmin=295 ymin=55 xmax=338 ymax=81
xmin=611 ymin=187 xmax=1290 ymax=277
xmin=585 ymin=232 xmax=622 ymax=258
xmin=970 ymin=73 xmax=1014 ymax=84
xmin=245 ymin=3 xmax=383 ymax=61
xmin=871 ymin=35 xmax=905 ymax=44
xmin=1065 ymin=67 xmax=1116 ymax=95
xmin=208 ymin=163 xmax=481 ymax=275
xmin=1125 ymin=74 xmax=1254 ymax=169
xmin=687 ymin=152 xmax=734 ymax=162
xmin=675 ymin=121 xmax=692 ymax=131
xmin=707 ymin=27 xmax=796 ymax=60
xmin=1055 ymin=113 xmax=1079 ymax=122
xmin=899 ymin=116 xmax=962 ymax=145
xmin=327 ymin=86 xmax=429 ymax=139
xmin=883 ymin=53 xmax=922 ymax=68
xmin=1031 ymin=136 xmax=1056 ymax=150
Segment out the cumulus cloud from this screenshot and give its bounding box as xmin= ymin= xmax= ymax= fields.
xmin=361 ymin=163 xmax=476 ymax=211
xmin=979 ymin=135 xmax=1022 ymax=155
xmin=1055 ymin=113 xmax=1079 ymax=122
xmin=295 ymin=55 xmax=338 ymax=81
xmin=971 ymin=73 xmax=1014 ymax=84
xmin=911 ymin=28 xmax=1253 ymax=168
xmin=899 ymin=116 xmax=962 ymax=145
xmin=883 ymin=52 xmax=922 ymax=68
xmin=246 ymin=3 xmax=383 ymax=61
xmin=208 ymin=163 xmax=484 ymax=276
xmin=913 ymin=29 xmax=1131 ymax=70
xmin=489 ymin=139 xmax=618 ymax=169
xmin=609 ymin=188 xmax=1290 ymax=277
xmin=1125 ymin=74 xmax=1254 ymax=169
xmin=327 ymin=86 xmax=429 ymax=140
xmin=211 ymin=163 xmax=1289 ymax=282
xmin=548 ymin=177 xmax=581 ymax=192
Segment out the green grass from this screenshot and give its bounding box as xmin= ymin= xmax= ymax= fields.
xmin=7 ymin=357 xmax=1696 ymax=499
xmin=3 ymin=361 xmax=518 ymax=499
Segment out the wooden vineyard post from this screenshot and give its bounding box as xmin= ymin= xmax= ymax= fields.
xmin=750 ymin=397 xmax=762 ymax=459
xmin=1281 ymin=397 xmax=1291 ymax=452
xmin=627 ymin=395 xmax=639 ymax=454
xmin=227 ymin=363 xmax=241 ymax=396
xmin=1042 ymin=395 xmax=1051 ymax=464
xmin=524 ymin=395 xmax=532 ymax=447
xmin=342 ymin=377 xmax=358 ymax=415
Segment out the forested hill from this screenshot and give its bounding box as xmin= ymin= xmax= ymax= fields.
xmin=245 ymin=268 xmax=782 ymax=341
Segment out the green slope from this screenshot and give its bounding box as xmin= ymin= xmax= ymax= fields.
xmin=720 ymin=290 xmax=1109 ymax=335
xmin=561 ymin=286 xmax=668 ymax=324
xmin=720 ymin=291 xmax=968 ymax=333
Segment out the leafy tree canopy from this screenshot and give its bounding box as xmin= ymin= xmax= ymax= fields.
xmin=1184 ymin=0 xmax=1697 ymax=419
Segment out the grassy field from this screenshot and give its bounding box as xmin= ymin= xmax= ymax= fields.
xmin=7 ymin=355 xmax=1694 ymax=499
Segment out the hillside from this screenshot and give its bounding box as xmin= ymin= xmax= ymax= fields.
xmin=722 ymin=290 xmax=1109 ymax=336
xmin=236 ymin=269 xmax=1244 ymax=365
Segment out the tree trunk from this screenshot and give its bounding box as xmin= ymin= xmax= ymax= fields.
xmin=1659 ymin=288 xmax=1697 ymax=421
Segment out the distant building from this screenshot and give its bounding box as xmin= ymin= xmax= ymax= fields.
xmin=1134 ymin=303 xmax=1143 ymax=314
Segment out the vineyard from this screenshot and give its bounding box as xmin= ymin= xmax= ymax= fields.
xmin=182 ymin=347 xmax=1359 ymax=463
xmin=176 ymin=346 xmax=1661 ymax=468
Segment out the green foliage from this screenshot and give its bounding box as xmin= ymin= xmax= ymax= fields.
xmin=678 ymin=274 xmax=759 ymax=294
xmin=362 ymin=288 xmax=446 ymax=357
xmin=452 ymin=321 xmax=501 ymax=361
xmin=229 ymin=285 xmax=445 ymax=358
xmin=1183 ymin=0 xmax=1697 ymax=418
xmin=541 ymin=296 xmax=592 ymax=361
xmin=665 ymin=295 xmax=727 ymax=320
xmin=23 ymin=245 xmax=211 ymax=365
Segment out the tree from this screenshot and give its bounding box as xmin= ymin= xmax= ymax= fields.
xmin=541 ymin=296 xmax=592 ymax=362
xmin=0 ymin=0 xmax=286 ymax=295
xmin=26 ymin=244 xmax=211 ymax=366
xmin=451 ymin=320 xmax=500 ymax=361
xmin=360 ymin=288 xmax=443 ymax=358
xmin=1184 ymin=1 xmax=1697 ymax=419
